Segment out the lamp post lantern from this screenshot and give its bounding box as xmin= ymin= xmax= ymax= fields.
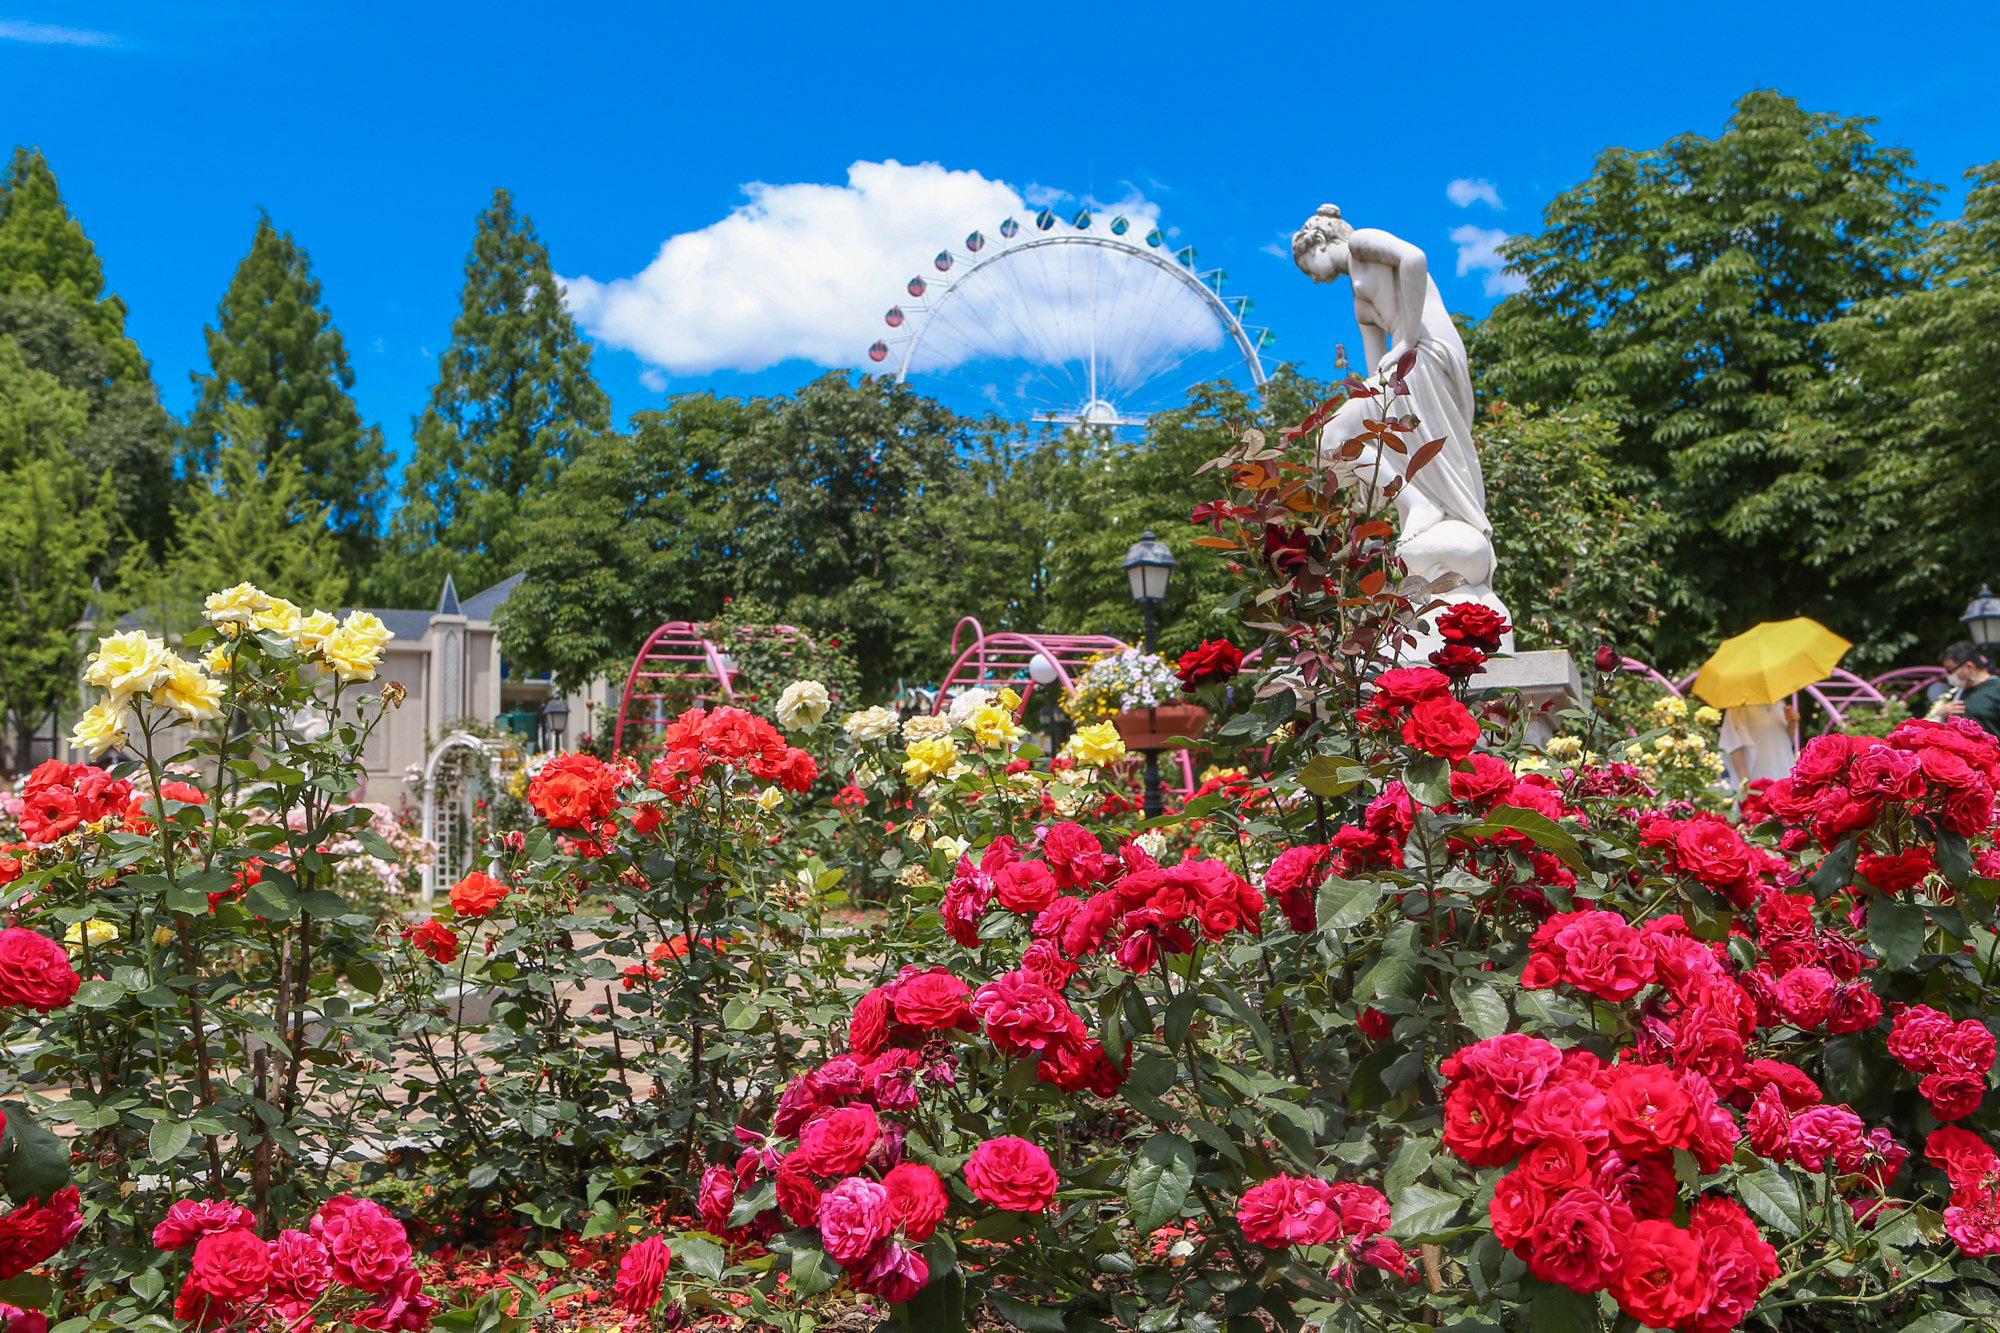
xmin=1122 ymin=531 xmax=1177 ymax=817
xmin=1964 ymin=585 xmax=2000 ymax=648
xmin=544 ymin=693 xmax=570 ymax=751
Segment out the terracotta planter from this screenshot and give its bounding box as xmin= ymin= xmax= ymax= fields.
xmin=1113 ymin=704 xmax=1211 ymax=753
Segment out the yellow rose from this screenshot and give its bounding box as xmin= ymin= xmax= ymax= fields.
xmin=967 ymin=704 xmax=1023 ymax=749
xmin=1693 ymin=705 xmax=1722 ymax=726
xmin=69 ymin=700 xmax=132 ymax=760
xmin=319 ymin=626 xmax=383 ymax=682
xmin=339 ymin=610 xmax=394 ymax=649
xmin=202 ymin=642 xmax=236 ymax=675
xmin=253 ymin=597 xmax=303 ymax=637
xmin=996 ymin=687 xmax=1022 ymax=711
xmin=204 ymin=582 xmax=271 ymax=628
xmin=933 ymin=834 xmax=970 ymax=861
xmin=1545 ymin=736 xmax=1582 ymax=762
xmin=901 ymin=737 xmax=960 ymax=784
xmin=1065 ymin=721 xmax=1127 ymax=767
xmin=901 ymin=714 xmax=952 ymax=743
xmin=152 ymin=656 xmax=224 ymax=722
xmin=83 ymin=629 xmax=172 ymax=697
xmin=753 ymin=785 xmax=784 ymax=812
xmin=293 ymin=610 xmax=341 ymax=649
xmin=63 ymin=919 xmax=119 ymax=954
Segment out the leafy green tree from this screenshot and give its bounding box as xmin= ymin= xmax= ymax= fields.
xmin=1478 ymin=402 xmax=1669 ymax=661
xmin=0 ymin=150 xmax=175 ymax=552
xmin=385 ymin=189 xmax=610 ymax=603
xmin=1469 ymin=90 xmax=1936 ymax=661
xmin=724 ymin=373 xmax=986 ymax=694
xmin=187 ymin=213 xmax=389 ymax=564
xmin=502 ymin=394 xmax=756 ymax=688
xmin=0 ymin=425 xmax=116 ymax=770
xmin=1796 ymin=162 xmax=2000 ymax=666
xmin=130 ymin=405 xmax=348 ymax=636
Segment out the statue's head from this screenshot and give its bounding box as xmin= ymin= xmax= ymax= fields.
xmin=1292 ymin=204 xmax=1353 ymax=282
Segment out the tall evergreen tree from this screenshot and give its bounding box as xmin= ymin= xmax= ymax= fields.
xmin=187 ymin=213 xmax=389 ymax=564
xmin=385 ymin=189 xmax=609 ymax=603
xmin=0 ymin=147 xmax=175 ymax=553
xmin=0 ymin=148 xmax=144 ymax=381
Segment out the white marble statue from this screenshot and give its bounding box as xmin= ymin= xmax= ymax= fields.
xmin=1291 ymin=204 xmax=1514 ymax=654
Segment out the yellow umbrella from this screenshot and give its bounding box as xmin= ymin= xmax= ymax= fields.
xmin=1692 ymin=618 xmax=1853 ymax=708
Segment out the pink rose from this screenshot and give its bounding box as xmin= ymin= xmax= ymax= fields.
xmin=965 ymin=1136 xmax=1058 ymax=1213
xmin=816 ymin=1176 xmax=893 ymax=1266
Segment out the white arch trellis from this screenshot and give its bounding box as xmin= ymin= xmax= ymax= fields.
xmin=419 ymin=732 xmax=501 ymax=903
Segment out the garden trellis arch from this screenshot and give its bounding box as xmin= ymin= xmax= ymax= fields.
xmin=419 ymin=732 xmax=501 ymax=903
xmin=612 ymin=619 xmax=810 ymax=757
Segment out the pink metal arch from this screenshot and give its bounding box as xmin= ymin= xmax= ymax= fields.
xmin=1800 ymin=668 xmax=1888 ymax=734
xmin=1871 ymin=666 xmax=1947 ymax=707
xmin=612 ymin=620 xmax=809 ymax=756
xmin=933 ymin=618 xmax=1200 ymax=795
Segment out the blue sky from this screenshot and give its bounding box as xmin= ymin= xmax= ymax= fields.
xmin=3 ymin=1 xmax=1997 ymax=464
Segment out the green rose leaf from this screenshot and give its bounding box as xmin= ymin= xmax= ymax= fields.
xmin=1125 ymin=1132 xmax=1196 ymax=1236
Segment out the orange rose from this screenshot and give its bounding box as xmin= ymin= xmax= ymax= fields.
xmin=447 ymin=871 xmax=508 ymax=918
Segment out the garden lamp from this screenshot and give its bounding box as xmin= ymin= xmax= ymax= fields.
xmin=544 ymin=693 xmax=570 ymax=750
xmin=1028 ymin=653 xmax=1059 ymax=686
xmin=1122 ymin=531 xmax=1177 ymax=607
xmin=1963 ymin=585 xmax=2000 ymax=647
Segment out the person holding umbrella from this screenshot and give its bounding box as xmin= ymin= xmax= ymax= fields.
xmin=1692 ymin=618 xmax=1852 ymax=788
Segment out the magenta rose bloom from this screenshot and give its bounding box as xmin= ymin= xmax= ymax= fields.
xmin=613 ymin=1235 xmax=672 ymax=1314
xmin=964 ymin=1136 xmax=1058 ymax=1213
xmin=816 ymin=1176 xmax=893 ymax=1266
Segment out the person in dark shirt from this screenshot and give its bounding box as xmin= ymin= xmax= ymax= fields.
xmin=1939 ymin=641 xmax=2000 ymax=737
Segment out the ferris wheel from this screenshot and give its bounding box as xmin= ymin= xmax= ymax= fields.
xmin=867 ymin=206 xmax=1272 ymax=429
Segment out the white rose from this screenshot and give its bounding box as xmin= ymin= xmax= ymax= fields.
xmin=776 ymin=679 xmax=832 ymax=730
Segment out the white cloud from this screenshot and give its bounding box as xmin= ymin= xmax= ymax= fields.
xmin=1022 ymin=183 xmax=1070 ymax=209
xmin=0 ymin=19 xmax=116 ymax=45
xmin=562 ymin=160 xmax=1208 ymax=384
xmin=1449 ymin=224 xmax=1527 ymax=296
xmin=1446 ymin=178 xmax=1502 ymax=209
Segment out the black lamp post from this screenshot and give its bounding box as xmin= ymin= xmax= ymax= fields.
xmin=1963 ymin=585 xmax=2000 ymax=649
xmin=1122 ymin=530 xmax=1177 ymax=817
xmin=544 ymin=692 xmax=570 ymax=751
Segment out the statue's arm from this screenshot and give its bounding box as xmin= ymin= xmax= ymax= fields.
xmin=1349 ymin=231 xmax=1430 ymax=374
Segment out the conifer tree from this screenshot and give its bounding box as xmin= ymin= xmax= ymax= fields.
xmin=188 ymin=213 xmax=388 ymax=563
xmin=0 ymin=147 xmax=174 ymax=552
xmin=384 ymin=189 xmax=609 ymax=602
xmin=131 ymin=404 xmax=349 ymax=637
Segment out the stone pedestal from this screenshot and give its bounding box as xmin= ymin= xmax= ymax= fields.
xmin=1471 ymin=650 xmax=1584 ymax=745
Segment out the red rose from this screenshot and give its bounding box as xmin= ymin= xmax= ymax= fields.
xmin=853 ymin=1239 xmax=928 ymax=1302
xmin=994 ymin=862 xmax=1059 ymax=915
xmin=1888 ymin=1005 xmax=1954 ymax=1071
xmin=702 ymin=706 xmax=784 ymax=767
xmin=1608 ymin=1220 xmax=1702 ymax=1329
xmin=446 ymin=870 xmax=508 ymax=918
xmin=402 ymin=919 xmax=458 ymax=965
xmin=612 ymin=1235 xmax=671 ymax=1315
xmin=309 ymin=1196 xmax=412 ymax=1295
xmin=775 ymin=1162 xmax=822 ymax=1227
xmin=775 ymin=747 xmax=818 ymax=794
xmin=1436 ymin=603 xmax=1510 ymax=653
xmin=0 ymin=1188 xmax=83 ymax=1281
xmin=153 ymin=1198 xmax=258 ymax=1251
xmin=890 ymin=969 xmax=971 ymax=1032
xmin=795 ymin=1105 xmax=881 ymax=1176
xmin=848 ymin=986 xmax=892 ymax=1057
xmin=1771 ymin=966 xmax=1837 ymax=1030
xmin=1373 ymin=667 xmax=1451 ymax=707
xmin=1442 ymin=1079 xmax=1521 ymax=1167
xmin=965 ymin=1136 xmax=1058 ymax=1213
xmin=267 ymin=1229 xmax=333 ymax=1304
xmin=1924 ymin=1072 xmax=1988 ymax=1122
xmin=1936 ymin=1021 xmax=1998 ymax=1077
xmin=1594 ymin=645 xmax=1622 ymax=673
xmin=1040 ymin=822 xmax=1108 ymax=889
xmin=1175 ymin=638 xmax=1243 ymax=688
xmin=0 ymin=929 xmax=79 ymax=1013
xmin=1671 ymin=819 xmax=1756 ymax=903
xmin=527 ymin=753 xmax=620 ymax=829
xmin=1525 ymin=1188 xmax=1629 ymax=1292
xmin=18 ymin=786 xmax=81 ymax=844
xmin=1427 ymin=642 xmax=1488 ymax=680
xmin=1515 ymin=1081 xmax=1611 ymax=1156
xmin=1846 ymin=746 xmax=1924 ymax=802
xmin=1035 ymin=1036 xmax=1126 ymax=1097
xmin=1604 ymin=1066 xmax=1695 ymax=1158
xmin=1401 ymin=695 xmax=1481 ymax=762
xmin=187 ymin=1228 xmax=270 ymax=1303
xmin=1688 ymin=1196 xmax=1779 ymax=1331
xmin=1519 ymin=1137 xmax=1592 ymax=1194
xmin=971 ymin=970 xmax=1086 ymax=1058
xmin=816 ymin=1176 xmax=893 ymax=1266
xmin=1526 ymin=910 xmax=1655 ymax=1002
xmin=882 ymin=1162 xmax=948 ymax=1240
xmin=698 ymin=1164 xmax=736 ymax=1234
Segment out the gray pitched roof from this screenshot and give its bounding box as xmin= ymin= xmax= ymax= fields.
xmin=460 ymin=572 xmax=524 ymax=623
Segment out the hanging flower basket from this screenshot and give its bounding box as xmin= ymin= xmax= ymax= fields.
xmin=1113 ymin=704 xmax=1211 ymax=753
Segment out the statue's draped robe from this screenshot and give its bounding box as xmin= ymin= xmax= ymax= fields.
xmin=1402 ymin=280 xmax=1489 ymax=541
